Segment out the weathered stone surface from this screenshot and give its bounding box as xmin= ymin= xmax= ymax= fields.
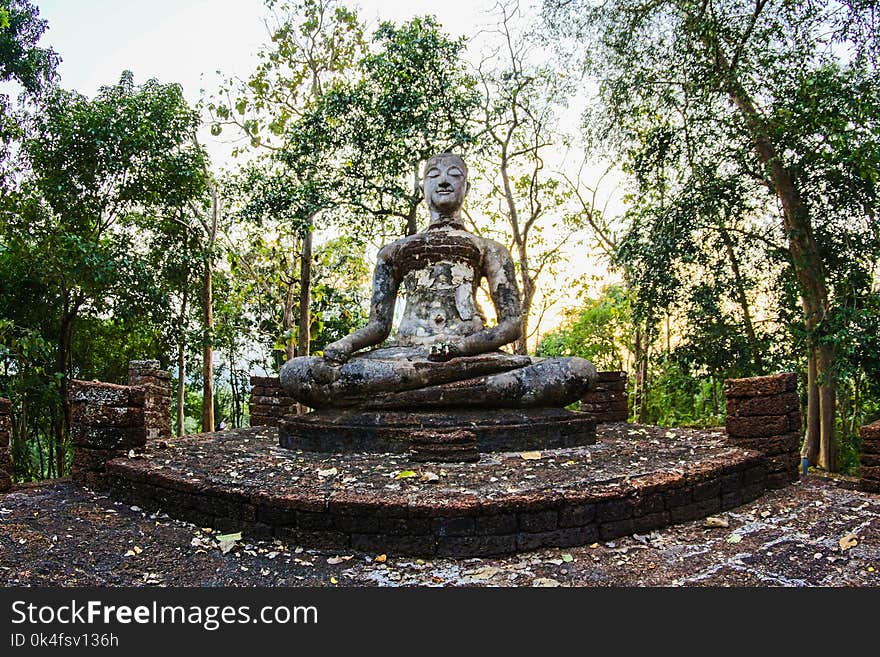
xmin=250 ymin=376 xmax=280 ymax=388
xmin=596 ymin=371 xmax=627 ymax=383
xmin=279 ymin=408 xmax=596 ymax=454
xmin=69 ymin=380 xmax=145 ymax=407
xmin=72 ymin=447 xmax=129 ymax=472
xmin=724 ymin=373 xmax=797 ymax=398
xmin=726 ymin=392 xmax=800 ymax=417
xmin=70 ymin=404 xmax=145 ymax=428
xmin=726 ymin=414 xmax=790 ymax=438
xmin=861 ymin=421 xmax=880 ymax=441
xmin=71 ymin=425 xmax=147 ymax=450
xmin=861 ymin=438 xmax=880 ymax=455
xmin=860 ymin=465 xmax=880 ymax=481
xmin=727 ymin=432 xmax=801 ymax=455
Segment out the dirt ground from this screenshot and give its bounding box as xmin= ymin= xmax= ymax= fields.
xmin=1 ymin=472 xmax=877 ymax=587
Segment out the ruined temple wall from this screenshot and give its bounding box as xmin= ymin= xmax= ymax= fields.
xmin=580 ymin=371 xmax=628 ymax=423
xmin=128 ymin=360 xmax=172 ymax=443
xmin=69 ymin=380 xmax=148 ymax=489
xmin=249 ymin=376 xmax=297 ymax=428
xmin=0 ymin=397 xmax=11 ymax=491
xmin=724 ymin=373 xmax=801 ymax=490
xmin=859 ymin=421 xmax=880 ymax=493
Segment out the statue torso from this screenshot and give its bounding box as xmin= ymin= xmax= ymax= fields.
xmin=388 ymin=227 xmax=487 ymax=347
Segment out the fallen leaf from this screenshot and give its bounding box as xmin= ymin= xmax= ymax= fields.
xmin=562 ymin=553 xmax=574 ymax=563
xmin=326 ymin=555 xmax=353 ymax=565
xmin=217 ymin=531 xmax=242 ymax=554
xmin=532 ymin=577 xmax=561 ymax=587
xmin=465 ymin=566 xmax=500 ymax=580
xmin=420 ymin=471 xmax=440 ymax=483
xmin=704 ymin=516 xmax=729 ymax=528
xmin=394 ymin=470 xmax=418 ymax=480
xmin=330 ymin=576 xmax=338 ymax=585
xmin=374 ymin=554 xmax=387 ymax=563
xmin=520 ymin=451 xmax=542 ymax=460
xmin=317 ymin=467 xmax=338 ymax=478
xmin=727 ymin=534 xmax=743 ymax=544
xmin=839 ymin=533 xmax=858 ymax=551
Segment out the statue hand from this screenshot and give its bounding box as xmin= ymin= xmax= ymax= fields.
xmin=428 ymin=340 xmax=463 ymax=362
xmin=323 ymin=340 xmax=353 ymax=365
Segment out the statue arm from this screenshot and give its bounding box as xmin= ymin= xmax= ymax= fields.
xmin=322 ymin=247 xmax=399 ymax=363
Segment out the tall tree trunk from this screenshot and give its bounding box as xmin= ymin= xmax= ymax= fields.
xmin=297 ymin=219 xmax=313 ymax=359
xmin=201 ymin=184 xmax=219 ymax=434
xmin=638 ymin=326 xmax=649 ymax=424
xmin=56 ymin=298 xmax=77 ymax=477
xmin=817 ymin=343 xmax=837 ymax=471
xmin=201 ymin=256 xmax=214 ymax=433
xmin=719 ymin=224 xmax=764 ymax=371
xmin=802 ymin=351 xmax=820 ymax=465
xmin=406 ymin=162 xmax=420 ymax=236
xmin=176 ymin=230 xmax=189 ymax=438
xmin=176 ymin=286 xmax=188 ymax=438
xmin=721 ymin=66 xmax=836 ymax=470
xmin=515 ymin=267 xmax=535 ymax=355
xmin=282 ymin=273 xmax=297 ymax=361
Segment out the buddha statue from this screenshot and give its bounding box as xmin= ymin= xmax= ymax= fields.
xmin=279 ymin=153 xmax=596 ymax=410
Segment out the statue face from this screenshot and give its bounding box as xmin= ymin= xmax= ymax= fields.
xmin=424 ymin=156 xmax=468 ymax=214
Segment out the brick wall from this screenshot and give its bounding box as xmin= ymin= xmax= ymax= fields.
xmin=724 ymin=373 xmax=801 ymax=490
xmin=580 ymin=371 xmax=628 ymax=423
xmin=0 ymin=398 xmax=11 ymax=491
xmin=859 ymin=421 xmax=880 ymax=493
xmin=249 ymin=376 xmax=297 ymax=427
xmin=69 ymin=381 xmax=149 ymax=489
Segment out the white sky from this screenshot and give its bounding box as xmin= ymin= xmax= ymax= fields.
xmin=31 ymin=0 xmax=620 ymax=342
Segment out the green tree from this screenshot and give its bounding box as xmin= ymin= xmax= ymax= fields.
xmin=544 ymin=0 xmax=880 ymax=470
xmin=0 ymin=0 xmax=58 ymax=189
xmin=3 ymin=71 xmax=208 ymax=474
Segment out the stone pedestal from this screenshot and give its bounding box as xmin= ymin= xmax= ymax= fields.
xmin=279 ymin=407 xmax=596 ymax=461
xmin=69 ymin=381 xmax=148 ymax=489
xmin=249 ymin=376 xmax=297 ymax=428
xmin=580 ymin=371 xmax=628 ymax=422
xmin=859 ymin=421 xmax=880 ymax=493
xmin=0 ymin=397 xmax=11 ymax=491
xmin=724 ymin=373 xmax=801 ymax=489
xmin=128 ymin=360 xmax=171 ymax=442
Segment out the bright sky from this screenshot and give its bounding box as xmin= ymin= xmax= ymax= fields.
xmin=32 ymin=0 xmax=619 ymax=342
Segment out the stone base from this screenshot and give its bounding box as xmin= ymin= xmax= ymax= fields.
xmin=102 ymin=424 xmax=772 ymax=558
xmin=278 ymin=408 xmax=596 ymax=460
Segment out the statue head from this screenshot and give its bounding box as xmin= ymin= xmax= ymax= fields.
xmin=423 ymin=153 xmax=469 ymax=218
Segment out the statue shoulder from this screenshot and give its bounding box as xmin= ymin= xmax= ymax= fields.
xmin=478 ymin=235 xmax=515 ymax=262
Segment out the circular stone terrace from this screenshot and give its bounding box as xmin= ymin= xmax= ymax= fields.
xmin=105 ymin=423 xmax=770 ymax=558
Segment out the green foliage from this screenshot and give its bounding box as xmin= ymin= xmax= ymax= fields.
xmin=537 ymin=284 xmax=631 ymax=370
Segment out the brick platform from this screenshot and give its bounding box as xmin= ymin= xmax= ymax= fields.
xmin=580 ymin=371 xmax=628 ymax=423
xmin=0 ymin=398 xmax=11 ymax=491
xmin=860 ymin=421 xmax=880 ymax=493
xmin=104 ymin=424 xmax=769 ymax=558
xmin=279 ymin=408 xmax=597 ymax=459
xmin=725 ymin=373 xmax=801 ymax=489
xmin=249 ymin=376 xmax=297 ymax=428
